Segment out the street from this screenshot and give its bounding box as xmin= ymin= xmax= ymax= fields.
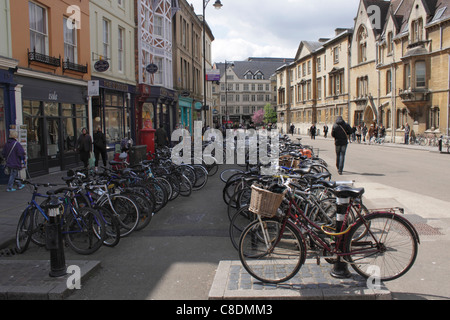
xmin=3 ymin=136 xmax=450 ymax=300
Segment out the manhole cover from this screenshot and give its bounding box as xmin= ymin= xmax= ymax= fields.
xmin=412 ymin=222 xmax=444 ymax=236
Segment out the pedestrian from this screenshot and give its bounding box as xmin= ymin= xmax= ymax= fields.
xmin=76 ymin=128 xmax=92 ymax=168
xmin=356 ymin=125 xmax=362 ymax=143
xmin=310 ymin=124 xmax=316 ymax=140
xmin=362 ymin=124 xmax=368 ymax=143
xmin=2 ymin=131 xmax=26 ymax=192
xmin=404 ymin=123 xmax=410 ymax=145
xmin=290 ymin=124 xmax=295 ymax=136
xmin=93 ymin=126 xmax=107 ymax=170
xmin=155 ymin=124 xmax=169 ymax=149
xmin=323 ymin=124 xmax=329 ymax=138
xmin=331 ymin=116 xmax=352 ymax=175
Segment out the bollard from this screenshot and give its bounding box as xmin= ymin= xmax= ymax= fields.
xmin=45 ymin=196 xmax=67 ymax=278
xmin=330 ymin=197 xmax=352 ymax=279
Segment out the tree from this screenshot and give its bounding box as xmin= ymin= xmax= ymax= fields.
xmin=263 ymin=104 xmax=277 ymax=124
xmin=252 ymin=109 xmax=265 ymax=125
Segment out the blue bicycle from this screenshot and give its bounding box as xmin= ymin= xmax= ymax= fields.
xmin=15 ymin=180 xmax=106 ymax=255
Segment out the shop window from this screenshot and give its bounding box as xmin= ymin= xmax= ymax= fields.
xmin=23 ymin=100 xmax=44 ymax=160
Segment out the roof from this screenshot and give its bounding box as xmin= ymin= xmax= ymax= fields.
xmin=215 ymin=58 xmax=294 ymax=80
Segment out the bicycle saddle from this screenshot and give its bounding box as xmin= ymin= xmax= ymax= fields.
xmin=292 ymin=166 xmax=312 ymax=175
xmin=333 ymin=185 xmax=365 ymax=198
xmin=304 ymin=172 xmax=331 ymax=182
xmin=47 ymin=187 xmax=78 ymax=195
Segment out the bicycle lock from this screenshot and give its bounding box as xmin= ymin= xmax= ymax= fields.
xmin=330 ymin=196 xmax=352 ymax=279
xmin=45 ymin=196 xmax=67 ymax=278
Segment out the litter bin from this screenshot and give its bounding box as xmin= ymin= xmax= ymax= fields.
xmin=129 ymin=145 xmax=148 ymax=166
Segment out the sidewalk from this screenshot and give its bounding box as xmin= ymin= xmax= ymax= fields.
xmin=291 ymin=133 xmax=443 ymax=153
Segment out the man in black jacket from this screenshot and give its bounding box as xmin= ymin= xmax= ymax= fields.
xmin=331 ymin=116 xmax=352 ymax=175
xmin=93 ymin=126 xmax=107 ymax=169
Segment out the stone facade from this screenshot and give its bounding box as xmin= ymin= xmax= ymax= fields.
xmin=277 ymin=0 xmax=450 ymax=141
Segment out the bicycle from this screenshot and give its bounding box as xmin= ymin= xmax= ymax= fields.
xmin=15 ymin=180 xmax=106 ymax=255
xmin=238 ymin=180 xmax=420 ymax=284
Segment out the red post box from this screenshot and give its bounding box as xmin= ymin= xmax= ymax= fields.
xmin=139 ymin=128 xmax=156 ymax=158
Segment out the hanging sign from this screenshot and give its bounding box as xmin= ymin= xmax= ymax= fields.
xmin=146 ymin=64 xmax=159 ymax=74
xmin=94 ymin=60 xmax=110 ymax=72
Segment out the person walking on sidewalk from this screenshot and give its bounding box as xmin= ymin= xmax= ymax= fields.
xmin=76 ymin=128 xmax=92 ymax=168
xmin=2 ymin=131 xmax=26 ymax=192
xmin=93 ymin=126 xmax=107 ymax=170
xmin=331 ymin=116 xmax=352 ymax=175
xmin=310 ymin=123 xmax=316 ymax=140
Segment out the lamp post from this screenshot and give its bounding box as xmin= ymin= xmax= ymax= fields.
xmin=203 ymin=0 xmax=223 ymax=127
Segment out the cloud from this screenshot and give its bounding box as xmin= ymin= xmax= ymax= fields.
xmin=187 ymin=0 xmax=361 ymax=62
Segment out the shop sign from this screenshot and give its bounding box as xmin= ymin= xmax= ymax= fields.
xmin=94 ymin=60 xmax=110 ymax=72
xmin=88 ymin=80 xmax=100 ymax=97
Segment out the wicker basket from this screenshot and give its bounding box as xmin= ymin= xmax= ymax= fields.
xmin=248 ymin=185 xmax=285 ymax=218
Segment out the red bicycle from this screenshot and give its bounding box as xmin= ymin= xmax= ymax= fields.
xmin=238 ymin=181 xmax=420 ymax=284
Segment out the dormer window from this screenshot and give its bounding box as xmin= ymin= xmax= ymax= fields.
xmin=411 ymin=18 xmax=423 ymax=43
xmin=255 ymin=71 xmax=264 ymax=80
xmin=244 ymin=71 xmax=253 ymax=80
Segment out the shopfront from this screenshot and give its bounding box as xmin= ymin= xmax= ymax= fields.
xmin=91 ymin=78 xmax=136 ymax=148
xmin=16 ymin=75 xmax=87 ymax=176
xmin=136 ymin=84 xmax=177 ymax=142
xmin=178 ymin=97 xmax=192 ymax=131
xmin=1 ymin=68 xmax=17 ymax=183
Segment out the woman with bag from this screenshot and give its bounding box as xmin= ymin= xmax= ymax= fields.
xmin=2 ymin=131 xmax=26 ymax=192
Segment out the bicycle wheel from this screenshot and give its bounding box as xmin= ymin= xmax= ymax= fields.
xmin=102 ymin=195 xmax=140 ymax=237
xmin=229 ymin=206 xmax=256 ymax=250
xmin=96 ymin=206 xmax=121 ymax=247
xmin=64 ymin=207 xmax=106 ymax=255
xmin=192 ymin=164 xmax=208 ymax=190
xmin=179 ymin=174 xmax=192 ymax=197
xmin=16 ymin=208 xmax=34 ymax=253
xmin=220 ymin=168 xmax=244 ymax=183
xmin=239 ymin=218 xmax=306 ymax=284
xmin=345 ymin=212 xmax=418 ymax=282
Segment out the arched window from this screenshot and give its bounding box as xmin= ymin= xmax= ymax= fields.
xmin=357 ymin=25 xmax=368 ymax=63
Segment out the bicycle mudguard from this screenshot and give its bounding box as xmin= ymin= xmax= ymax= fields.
xmin=365 ymin=210 xmax=421 ymax=245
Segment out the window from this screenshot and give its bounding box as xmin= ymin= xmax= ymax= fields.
xmin=317 ymin=78 xmax=322 ymax=100
xmin=411 ymin=19 xmax=423 ymax=43
xmin=118 ymin=27 xmax=125 ymax=72
xmin=387 ymin=32 xmax=393 ymax=54
xmin=155 ymin=15 xmax=163 ymax=37
xmin=428 ymin=107 xmax=440 ymax=130
xmin=415 ymin=61 xmax=426 ymax=87
xmin=302 ymin=63 xmax=306 ymax=76
xmin=317 ymin=57 xmax=321 ymax=72
xmin=154 ymin=57 xmax=163 ymax=84
xmin=333 ymin=47 xmax=339 ymax=64
xmin=404 ymin=64 xmax=411 ymax=89
xmin=357 ymin=26 xmax=367 ymax=63
xmin=63 ymin=17 xmax=77 ymax=63
xmin=103 ymin=19 xmax=110 ymax=58
xmin=307 ymin=61 xmax=311 ymax=74
xmin=29 ymin=2 xmax=47 ymax=54
xmin=386 ymin=70 xmax=392 ymax=94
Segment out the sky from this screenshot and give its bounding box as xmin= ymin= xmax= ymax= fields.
xmin=188 ymin=0 xmax=361 ymax=63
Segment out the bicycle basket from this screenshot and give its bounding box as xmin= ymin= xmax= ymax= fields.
xmin=248 ymin=185 xmax=285 ymax=218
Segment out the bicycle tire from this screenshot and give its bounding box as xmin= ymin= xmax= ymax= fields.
xmin=64 ymin=207 xmax=106 ymax=255
xmin=220 ymin=168 xmax=244 ymax=183
xmin=155 ymin=177 xmax=173 ymax=200
xmin=179 ymin=174 xmax=192 ymax=197
xmin=229 ymin=205 xmax=256 ymax=250
xmin=15 ymin=208 xmax=34 ymax=254
xmin=100 ymin=195 xmax=140 ymax=237
xmin=345 ymin=212 xmax=418 ymax=282
xmin=96 ymin=206 xmax=121 ymax=247
xmin=126 ymin=191 xmax=154 ymax=231
xmin=192 ymin=164 xmax=208 ymax=190
xmin=239 ymin=218 xmax=306 ymax=284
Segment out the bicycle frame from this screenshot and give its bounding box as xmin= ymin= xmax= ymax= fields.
xmin=270 ymin=188 xmax=377 ymax=259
